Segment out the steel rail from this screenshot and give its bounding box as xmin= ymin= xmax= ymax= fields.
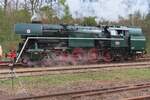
xmin=1 ymin=56 xmax=150 ymax=68
xmin=124 ymin=95 xmax=150 ymax=100
xmin=0 ymin=61 xmax=150 ymax=79
xmin=8 ymin=82 xmax=150 ymax=100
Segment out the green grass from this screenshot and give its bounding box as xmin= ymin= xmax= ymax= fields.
xmin=1 ymin=68 xmax=150 ymax=88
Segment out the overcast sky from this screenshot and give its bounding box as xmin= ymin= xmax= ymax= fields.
xmin=67 ymin=0 xmax=149 ymax=21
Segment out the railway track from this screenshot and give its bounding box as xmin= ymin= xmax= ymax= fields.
xmin=125 ymin=95 xmax=150 ymax=100
xmin=0 ymin=56 xmax=150 ymax=68
xmin=8 ymin=82 xmax=150 ymax=100
xmin=0 ymin=61 xmax=150 ymax=79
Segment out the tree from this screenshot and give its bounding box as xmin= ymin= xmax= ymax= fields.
xmin=82 ymin=17 xmax=97 ymax=26
xmin=29 ymin=0 xmax=37 ymax=14
xmin=57 ymin=0 xmax=73 ymax=23
xmin=0 ymin=0 xmax=8 ymax=13
xmin=40 ymin=6 xmax=56 ymax=23
xmin=62 ymin=5 xmax=73 ymax=23
xmin=27 ymin=0 xmax=45 ymax=14
xmin=15 ymin=0 xmax=19 ymax=10
xmin=4 ymin=0 xmax=7 ymax=13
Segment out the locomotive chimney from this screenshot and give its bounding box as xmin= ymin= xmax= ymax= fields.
xmin=31 ymin=11 xmax=48 ymax=24
xmin=31 ymin=11 xmax=42 ymax=23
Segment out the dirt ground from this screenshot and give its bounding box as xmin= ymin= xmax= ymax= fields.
xmin=1 ymin=79 xmax=150 ymax=100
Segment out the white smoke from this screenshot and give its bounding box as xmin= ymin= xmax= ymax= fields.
xmin=67 ymin=0 xmax=149 ymax=21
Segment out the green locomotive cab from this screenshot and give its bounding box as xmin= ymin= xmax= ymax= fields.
xmin=108 ymin=27 xmax=129 ymax=48
xmin=108 ymin=26 xmax=146 ymax=59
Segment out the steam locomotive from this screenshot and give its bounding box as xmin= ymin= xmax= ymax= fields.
xmin=14 ymin=22 xmax=146 ymax=66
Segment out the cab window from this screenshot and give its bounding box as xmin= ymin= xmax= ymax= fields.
xmin=110 ymin=30 xmax=118 ymax=36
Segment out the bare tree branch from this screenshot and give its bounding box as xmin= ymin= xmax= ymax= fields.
xmin=4 ymin=0 xmax=8 ymax=13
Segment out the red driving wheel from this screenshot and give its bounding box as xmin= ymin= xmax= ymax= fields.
xmin=55 ymin=50 xmax=68 ymax=65
xmin=61 ymin=51 xmax=68 ymax=63
xmin=72 ymin=48 xmax=85 ymax=64
xmin=88 ymin=48 xmax=99 ymax=63
xmin=103 ymin=49 xmax=113 ymax=62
